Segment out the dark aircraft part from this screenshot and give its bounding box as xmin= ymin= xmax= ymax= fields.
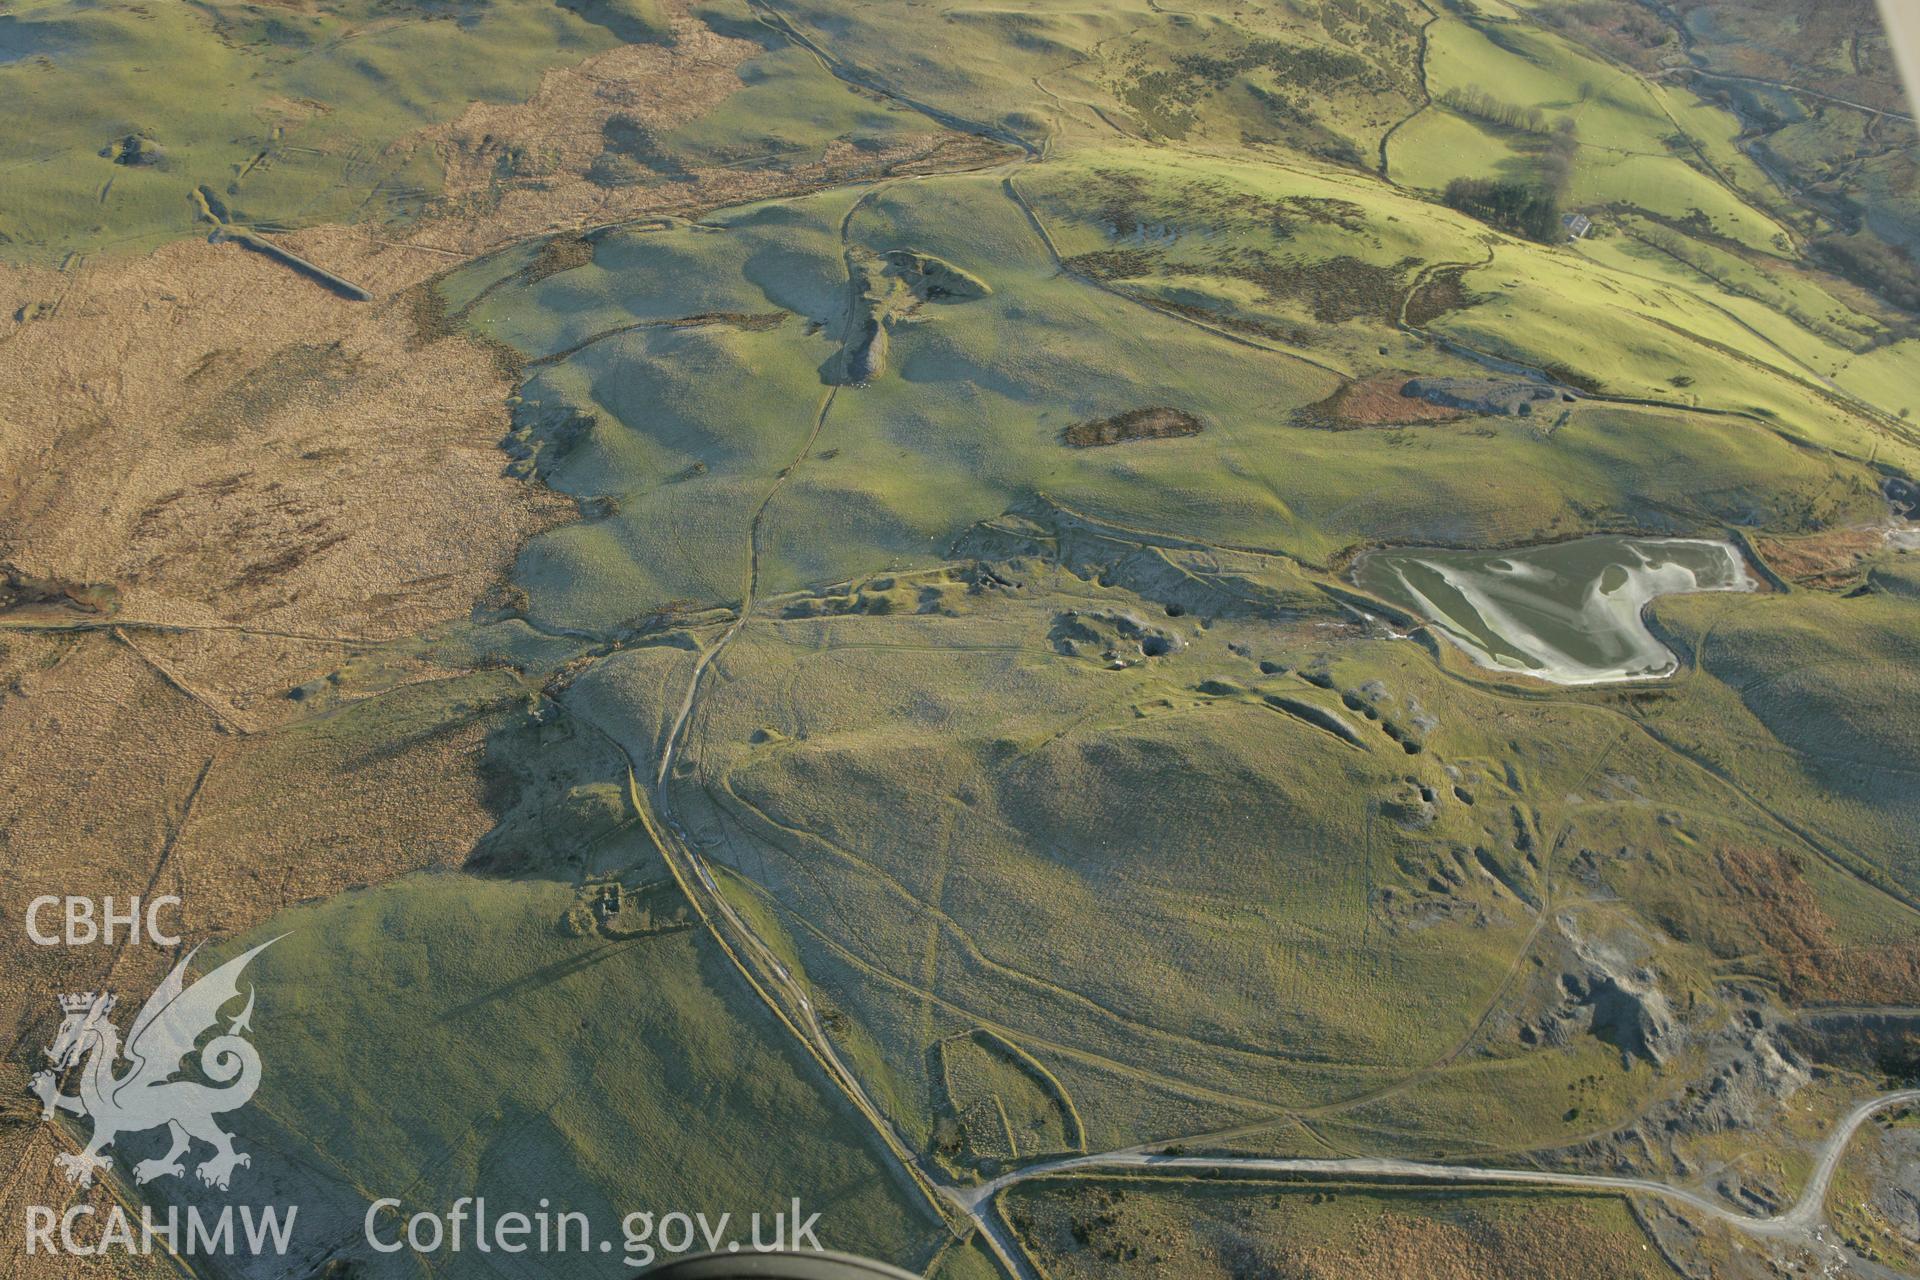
xmin=642 ymin=1250 xmax=921 ymax=1279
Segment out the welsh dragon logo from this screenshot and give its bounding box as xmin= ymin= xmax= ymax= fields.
xmin=29 ymin=938 xmax=280 ymax=1192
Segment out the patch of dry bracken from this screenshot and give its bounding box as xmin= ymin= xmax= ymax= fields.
xmin=1299 ymin=371 xmax=1473 ymax=428
xmin=0 ymin=233 xmax=568 ymax=641
xmin=1750 ymin=526 xmax=1893 ymax=589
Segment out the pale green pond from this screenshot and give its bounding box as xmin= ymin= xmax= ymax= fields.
xmin=1353 ymin=537 xmax=1755 ymax=684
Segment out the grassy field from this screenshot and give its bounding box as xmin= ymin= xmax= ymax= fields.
xmin=1392 ymin=11 xmax=1792 ymax=251
xmin=177 ymin=874 xmax=942 ymax=1276
xmin=462 ymin=150 xmax=1899 ymax=634
xmin=1017 ymin=146 xmax=1915 ymax=470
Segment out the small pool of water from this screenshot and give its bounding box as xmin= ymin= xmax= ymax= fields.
xmin=1353 ymin=536 xmax=1756 ymax=684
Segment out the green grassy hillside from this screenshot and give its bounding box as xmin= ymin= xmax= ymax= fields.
xmin=189 ymin=874 xmax=941 ymax=1274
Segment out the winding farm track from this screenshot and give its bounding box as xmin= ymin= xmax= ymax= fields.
xmin=961 ymin=1088 xmax=1920 ymax=1235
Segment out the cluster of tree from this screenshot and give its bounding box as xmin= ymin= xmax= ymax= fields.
xmin=1442 ymin=179 xmax=1565 ymax=240
xmin=1442 ymin=118 xmax=1582 ymax=243
xmin=1439 ymin=87 xmax=1550 ymax=134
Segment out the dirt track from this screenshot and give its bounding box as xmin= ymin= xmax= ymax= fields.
xmin=962 ymin=1088 xmax=1920 ymax=1242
